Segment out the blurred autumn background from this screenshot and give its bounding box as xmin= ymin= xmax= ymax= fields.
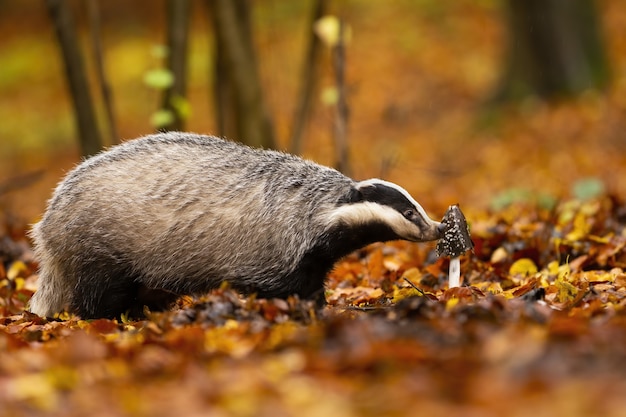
xmin=2 ymin=0 xmax=626 ymax=416
xmin=2 ymin=0 xmax=624 ymax=223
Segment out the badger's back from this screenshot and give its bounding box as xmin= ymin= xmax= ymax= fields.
xmin=31 ymin=133 xmax=354 ymax=317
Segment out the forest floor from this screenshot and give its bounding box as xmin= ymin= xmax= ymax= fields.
xmin=2 ymin=1 xmax=626 ymax=416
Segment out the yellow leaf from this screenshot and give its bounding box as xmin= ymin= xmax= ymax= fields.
xmin=509 ymin=258 xmax=538 ymax=277
xmin=565 ymin=211 xmax=592 ymax=241
xmin=320 ymin=87 xmax=339 ymax=106
xmin=224 ymin=319 xmax=239 ymax=330
xmin=588 ymin=234 xmax=612 ymax=244
xmin=402 ymin=267 xmax=422 ymax=283
xmin=314 ymin=16 xmax=352 ymax=47
xmin=543 ymin=261 xmax=570 ymax=281
xmin=103 ymin=333 xmax=120 ymax=343
xmin=555 ymin=275 xmax=579 ymax=303
xmin=7 ymin=373 xmax=59 ymax=411
xmin=585 ymin=271 xmax=613 ymax=283
xmin=7 ymin=260 xmax=28 ymax=280
xmin=14 ymin=277 xmax=25 ymax=290
xmin=392 ymin=286 xmax=423 ymax=303
xmin=446 ymin=297 xmax=459 ymax=310
xmin=547 ymin=260 xmax=560 ymax=275
xmin=54 ymin=311 xmax=72 ymax=321
xmin=475 ymin=281 xmax=504 ymax=296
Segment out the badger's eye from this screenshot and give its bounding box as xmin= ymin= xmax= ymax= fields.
xmin=403 ymin=209 xmax=414 ymax=219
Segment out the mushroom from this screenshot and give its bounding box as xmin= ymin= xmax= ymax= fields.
xmin=436 ymin=204 xmax=473 ymax=288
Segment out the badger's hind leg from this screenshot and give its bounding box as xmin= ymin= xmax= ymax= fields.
xmin=70 ymin=264 xmax=130 ymax=319
xmin=29 ymin=244 xmax=141 ymax=319
xmin=29 ymin=256 xmax=74 ymax=318
xmin=67 ymin=256 xmax=145 ymax=319
xmin=69 ymin=258 xmax=181 ymax=319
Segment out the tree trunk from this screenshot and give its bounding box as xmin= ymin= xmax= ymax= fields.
xmin=289 ymin=0 xmax=327 ymax=154
xmin=160 ymin=0 xmax=191 ymax=132
xmin=495 ymin=0 xmax=610 ymax=101
xmin=86 ymin=0 xmax=119 ymax=145
xmin=208 ymin=0 xmax=276 ymax=149
xmin=213 ymin=26 xmax=237 ymax=139
xmin=46 ymin=0 xmax=103 ymax=157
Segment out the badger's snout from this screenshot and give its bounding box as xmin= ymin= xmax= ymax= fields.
xmin=409 ymin=218 xmax=446 ymax=242
xmin=420 ymin=220 xmax=445 ymax=242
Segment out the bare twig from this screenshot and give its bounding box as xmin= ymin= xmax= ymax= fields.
xmin=402 ymin=277 xmax=427 ymax=297
xmin=338 ymin=305 xmax=389 ymax=312
xmin=0 ymin=171 xmax=44 ymax=196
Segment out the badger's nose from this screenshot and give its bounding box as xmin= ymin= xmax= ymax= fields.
xmin=437 ymin=222 xmax=447 ymax=237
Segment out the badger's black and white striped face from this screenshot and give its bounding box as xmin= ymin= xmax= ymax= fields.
xmin=330 ymin=179 xmax=444 ymax=242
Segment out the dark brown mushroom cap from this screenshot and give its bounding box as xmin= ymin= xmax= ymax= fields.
xmin=436 ymin=204 xmax=474 ymax=258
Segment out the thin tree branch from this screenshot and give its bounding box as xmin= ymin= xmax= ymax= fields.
xmin=333 ymin=19 xmax=350 ymax=175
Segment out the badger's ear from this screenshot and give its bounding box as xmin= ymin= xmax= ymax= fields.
xmin=354 ymin=180 xmax=379 ymax=200
xmin=346 ymin=186 xmax=363 ymax=203
xmin=347 ymin=179 xmax=381 ymax=203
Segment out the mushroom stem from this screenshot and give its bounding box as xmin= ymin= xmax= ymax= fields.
xmin=449 ymin=257 xmax=461 ymax=288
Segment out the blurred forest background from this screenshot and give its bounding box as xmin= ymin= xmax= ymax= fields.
xmin=1 ymin=0 xmax=625 ymax=225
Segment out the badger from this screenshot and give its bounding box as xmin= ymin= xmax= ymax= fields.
xmin=29 ymin=132 xmax=444 ymax=319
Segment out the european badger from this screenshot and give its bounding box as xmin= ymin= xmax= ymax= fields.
xmin=30 ymin=132 xmax=444 ymax=318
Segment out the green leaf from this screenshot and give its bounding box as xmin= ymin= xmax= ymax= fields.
xmin=150 ymin=109 xmax=174 ymax=129
xmin=143 ymin=69 xmax=174 ymax=90
xmin=170 ymin=95 xmax=191 ymax=120
xmin=150 ymin=44 xmax=169 ymax=59
xmin=490 ymin=188 xmax=532 ymax=210
xmin=490 ymin=188 xmax=556 ymax=211
xmin=572 ymin=178 xmax=605 ymax=200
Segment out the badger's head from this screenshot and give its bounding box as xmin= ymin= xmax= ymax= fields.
xmin=330 ymin=179 xmax=444 ymax=243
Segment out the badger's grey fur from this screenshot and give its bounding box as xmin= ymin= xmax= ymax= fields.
xmin=29 ymin=132 xmax=443 ymax=318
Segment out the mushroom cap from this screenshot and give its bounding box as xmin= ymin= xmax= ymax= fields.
xmin=436 ymin=204 xmax=474 ymax=258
